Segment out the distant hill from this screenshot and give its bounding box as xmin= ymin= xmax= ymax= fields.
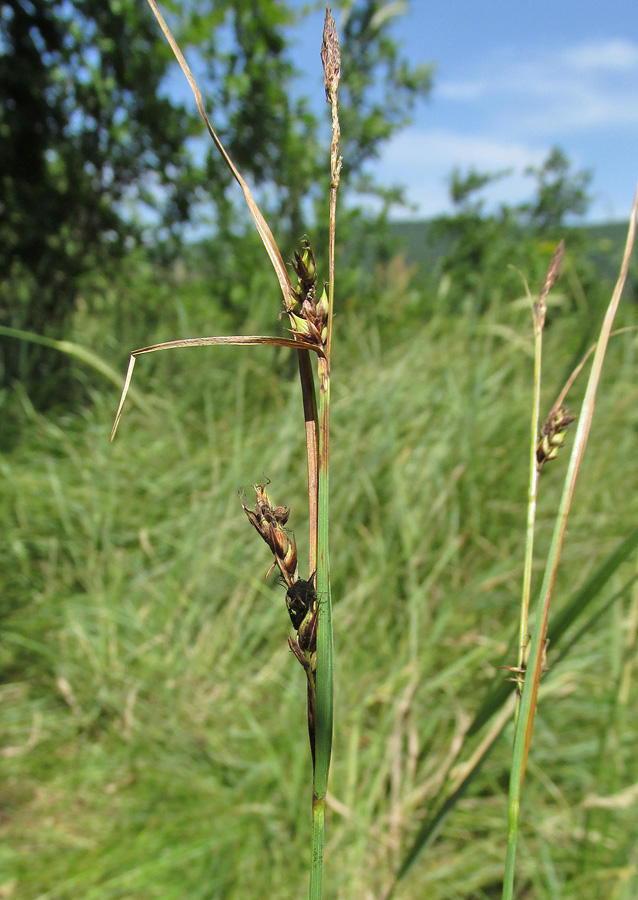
xmin=387 ymin=220 xmax=448 ymax=274
xmin=388 ymin=219 xmax=631 ymax=283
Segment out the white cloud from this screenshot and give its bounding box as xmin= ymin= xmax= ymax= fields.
xmin=372 ymin=37 xmax=638 ymax=222
xmin=562 ymin=39 xmax=638 ymax=71
xmin=375 ymin=130 xmax=547 ymax=218
xmin=438 ymin=79 xmax=490 ymax=101
xmin=435 ymin=40 xmax=638 ymax=134
xmin=386 ymin=130 xmax=545 ymax=170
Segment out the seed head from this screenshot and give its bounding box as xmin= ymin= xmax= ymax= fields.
xmin=537 ymin=406 xmax=576 ymax=469
xmin=240 ymin=482 xmax=297 ymax=582
xmin=321 ymin=6 xmax=341 ymax=104
xmin=288 ymin=240 xmax=327 ymax=349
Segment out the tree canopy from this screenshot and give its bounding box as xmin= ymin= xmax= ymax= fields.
xmin=1 ymin=0 xmax=433 ymax=404
xmin=1 ymin=0 xmax=197 ymax=397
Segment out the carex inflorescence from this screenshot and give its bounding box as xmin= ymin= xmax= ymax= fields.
xmin=240 ymin=481 xmax=318 ymax=675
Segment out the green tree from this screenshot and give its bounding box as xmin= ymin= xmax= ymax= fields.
xmin=521 ymin=146 xmax=592 ymax=231
xmin=431 ymin=147 xmax=593 ymax=313
xmin=0 ymin=0 xmax=202 ymax=402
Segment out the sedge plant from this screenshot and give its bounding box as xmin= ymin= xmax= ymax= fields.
xmin=111 ymin=4 xmax=341 ymax=898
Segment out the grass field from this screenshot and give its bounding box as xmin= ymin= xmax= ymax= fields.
xmin=2 ymin=267 xmax=638 ymax=899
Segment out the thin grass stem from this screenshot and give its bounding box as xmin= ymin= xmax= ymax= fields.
xmin=517 ymin=286 xmax=544 ymax=695
xmin=515 ymin=242 xmax=564 ymax=705
xmin=310 ymin=10 xmax=341 ymax=899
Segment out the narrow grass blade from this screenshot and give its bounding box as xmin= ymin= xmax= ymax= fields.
xmin=0 ymin=325 xmax=145 ymax=407
xmin=383 ymin=719 xmax=506 ymax=899
xmin=387 ymin=526 xmax=638 ymax=894
xmin=545 ymin=525 xmax=638 ymax=651
xmin=552 ymin=574 xmax=638 ymax=669
xmin=468 ymin=524 xmax=638 ymax=738
xmin=516 ymin=242 xmax=564 ymax=699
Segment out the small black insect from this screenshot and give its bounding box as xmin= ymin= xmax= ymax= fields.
xmin=285 ymin=575 xmax=317 ymax=631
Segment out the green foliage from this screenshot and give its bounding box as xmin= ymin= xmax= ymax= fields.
xmin=183 ymin=0 xmax=316 ymax=241
xmin=185 ymin=0 xmax=433 ymax=230
xmin=0 ymin=0 xmax=199 ymax=401
xmin=522 ymin=146 xmax=592 ymax=231
xmin=4 ymin=8 xmax=636 ymax=897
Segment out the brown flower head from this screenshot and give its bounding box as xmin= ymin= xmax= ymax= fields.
xmin=537 ymin=406 xmax=576 ymax=469
xmin=240 ymin=482 xmax=297 ymax=582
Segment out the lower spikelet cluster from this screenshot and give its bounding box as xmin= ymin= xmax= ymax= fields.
xmin=240 ymin=482 xmax=318 ymax=671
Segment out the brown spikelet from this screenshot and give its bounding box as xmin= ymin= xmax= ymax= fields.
xmin=534 ymin=240 xmax=565 ymax=330
xmin=240 ymin=482 xmax=297 ymax=585
xmin=537 ymin=405 xmax=576 ymax=469
xmin=321 ymin=6 xmax=341 ymax=104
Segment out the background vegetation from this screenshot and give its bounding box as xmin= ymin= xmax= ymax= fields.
xmin=2 ymin=1 xmax=638 ymax=898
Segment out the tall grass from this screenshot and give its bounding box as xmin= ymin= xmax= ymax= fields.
xmin=3 ymin=294 xmax=638 ymax=898
xmin=3 ymin=8 xmax=638 ymax=899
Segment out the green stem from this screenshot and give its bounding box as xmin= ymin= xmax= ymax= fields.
xmin=502 ymin=313 xmax=542 ymax=900
xmin=309 ymin=371 xmax=333 ymax=900
xmin=502 ymin=795 xmax=520 ymax=899
xmin=310 ymin=793 xmax=327 ymax=900
xmin=517 ymin=318 xmax=542 ymax=694
xmin=315 ymin=376 xmax=333 ymax=798
xmin=309 ymin=12 xmax=340 ymax=896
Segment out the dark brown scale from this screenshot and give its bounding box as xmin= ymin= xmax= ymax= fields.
xmin=285 ymin=577 xmax=317 ymax=630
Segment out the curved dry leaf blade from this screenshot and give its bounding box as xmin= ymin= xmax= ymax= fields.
xmin=111 ymin=355 xmax=137 ymax=442
xmin=110 ymin=333 xmax=320 ymax=441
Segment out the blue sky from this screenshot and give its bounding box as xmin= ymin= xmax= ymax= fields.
xmin=288 ymin=0 xmax=638 ymax=222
